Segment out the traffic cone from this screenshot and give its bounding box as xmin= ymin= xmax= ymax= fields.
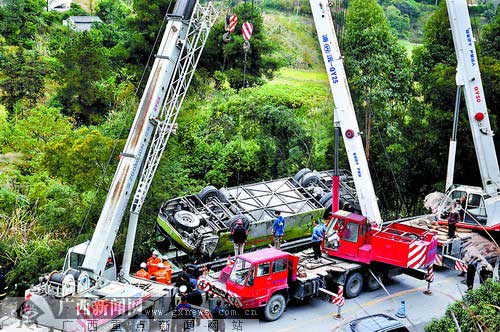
xmin=395 ymin=300 xmax=406 ymax=318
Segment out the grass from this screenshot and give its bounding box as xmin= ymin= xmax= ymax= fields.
xmin=264 ymin=12 xmax=322 ymax=69
xmin=399 ymin=39 xmax=422 ymax=58
xmin=270 ymin=68 xmax=328 ymax=87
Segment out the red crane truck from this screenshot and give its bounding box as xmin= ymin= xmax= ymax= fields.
xmin=199 ymin=210 xmax=437 ymax=321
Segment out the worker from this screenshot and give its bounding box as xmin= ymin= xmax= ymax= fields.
xmin=175 ymin=272 xmax=194 ymax=292
xmin=14 ymin=278 xmax=30 ymax=318
xmin=210 ymin=300 xmax=226 ymax=332
xmin=0 ymin=266 xmax=7 ymax=302
xmin=272 ymin=211 xmax=285 ymax=249
xmin=447 ymin=203 xmax=460 ymax=239
xmin=479 ymin=263 xmax=493 ymax=285
xmin=231 ymin=220 xmax=248 ymax=256
xmin=466 ymin=260 xmax=478 ymax=291
xmin=153 ymin=262 xmax=171 ymax=284
xmin=147 ymin=250 xmax=162 ymax=274
xmin=172 ymin=295 xmax=194 ymax=332
xmin=187 ymin=288 xmax=203 ymax=327
xmin=311 ymin=220 xmax=325 ymax=262
xmin=459 ymin=195 xmax=467 ymax=222
xmin=134 ymin=262 xmax=151 ymax=280
xmin=185 ymin=259 xmax=203 ymax=279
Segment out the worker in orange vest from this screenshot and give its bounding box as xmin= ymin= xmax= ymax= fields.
xmin=147 ymin=251 xmax=162 ymax=274
xmin=153 ymin=262 xmax=171 ymax=284
xmin=134 ymin=262 xmax=150 ymax=280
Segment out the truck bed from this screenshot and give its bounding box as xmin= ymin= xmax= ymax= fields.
xmin=294 ymin=249 xmax=361 ymax=282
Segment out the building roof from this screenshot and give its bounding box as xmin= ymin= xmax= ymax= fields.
xmin=64 ymin=16 xmax=103 ymax=32
xmin=239 ymin=248 xmax=288 ymax=264
xmin=68 ymin=16 xmax=103 ymax=23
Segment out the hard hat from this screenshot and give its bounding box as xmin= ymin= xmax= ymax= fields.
xmin=152 ymin=250 xmax=159 ymax=256
xmin=179 ymin=285 xmax=188 ymax=293
xmin=140 ymin=262 xmax=147 ymax=269
xmin=158 ymin=263 xmax=165 ymax=269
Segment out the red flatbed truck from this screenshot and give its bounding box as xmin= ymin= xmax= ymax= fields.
xmin=199 ymin=210 xmax=437 ymax=321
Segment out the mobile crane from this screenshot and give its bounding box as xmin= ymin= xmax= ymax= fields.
xmin=2 ymin=1 xmax=218 ymax=331
xmin=432 ymin=0 xmax=500 ymax=232
xmin=198 ymin=0 xmax=439 ymax=321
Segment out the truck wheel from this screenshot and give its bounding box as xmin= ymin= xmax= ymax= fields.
xmin=263 ymin=294 xmax=286 ymax=321
xmin=365 ymin=272 xmax=383 ymax=291
xmin=174 ymin=210 xmax=200 ymax=229
xmin=345 ymin=272 xmax=364 ymax=298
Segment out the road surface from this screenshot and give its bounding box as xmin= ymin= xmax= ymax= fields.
xmin=0 ymin=268 xmax=471 ymax=332
xmin=159 ymin=268 xmax=468 ymax=332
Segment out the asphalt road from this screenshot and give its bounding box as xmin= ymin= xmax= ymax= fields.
xmin=185 ymin=268 xmax=468 ymax=332
xmin=0 ymin=268 xmax=470 ymax=332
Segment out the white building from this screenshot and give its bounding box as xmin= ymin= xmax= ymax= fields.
xmin=63 ymin=16 xmax=103 ymax=32
xmin=48 ymin=0 xmax=72 ymax=11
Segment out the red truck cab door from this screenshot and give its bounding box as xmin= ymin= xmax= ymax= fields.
xmin=248 ymin=258 xmax=288 ymax=307
xmin=338 ymin=219 xmax=366 ymax=258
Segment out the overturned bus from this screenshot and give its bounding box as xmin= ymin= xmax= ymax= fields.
xmin=155 ymin=169 xmax=359 ymax=258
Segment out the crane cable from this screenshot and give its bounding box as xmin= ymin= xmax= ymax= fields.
xmin=75 ymin=1 xmax=174 ymax=246
xmin=370 ymin=107 xmax=409 ymax=217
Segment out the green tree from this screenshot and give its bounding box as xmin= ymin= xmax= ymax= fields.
xmin=343 ymin=0 xmax=413 ymax=215
xmin=412 ymin=1 xmax=456 ymax=110
xmin=0 ymin=0 xmax=47 ymax=48
xmin=57 ymin=30 xmax=114 ymax=124
xmin=198 ymin=4 xmax=280 ymax=88
xmin=125 ymin=0 xmax=172 ymax=65
xmin=42 ymin=128 xmax=116 ymax=192
xmin=384 ymin=5 xmax=411 ymax=38
xmin=0 ymin=49 xmax=49 ymax=112
xmin=96 ymin=0 xmax=131 ymax=24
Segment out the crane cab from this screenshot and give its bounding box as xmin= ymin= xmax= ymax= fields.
xmin=438 ymin=185 xmax=500 ymax=231
xmin=326 ymin=210 xmax=437 ymax=269
xmin=63 ymin=241 xmax=117 ymax=281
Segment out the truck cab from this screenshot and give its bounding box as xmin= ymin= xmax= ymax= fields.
xmin=201 ymin=248 xmax=299 ymax=321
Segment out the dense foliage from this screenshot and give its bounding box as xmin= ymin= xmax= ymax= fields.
xmin=425 ymin=280 xmax=500 ymax=332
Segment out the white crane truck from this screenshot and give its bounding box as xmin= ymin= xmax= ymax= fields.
xmin=1 ymin=1 xmax=217 ymax=331
xmin=432 ymin=0 xmax=500 ymax=232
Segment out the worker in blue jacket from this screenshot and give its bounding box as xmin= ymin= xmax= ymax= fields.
xmin=311 ymin=220 xmax=325 ymax=261
xmin=272 ymin=211 xmax=285 ymax=249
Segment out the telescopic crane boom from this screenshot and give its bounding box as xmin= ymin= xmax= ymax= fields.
xmin=435 ymin=0 xmax=500 ymax=231
xmin=445 ymin=0 xmax=500 ymax=196
xmin=309 ymin=0 xmax=382 ymax=225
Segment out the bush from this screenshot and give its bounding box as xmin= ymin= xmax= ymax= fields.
xmin=425 ymin=280 xmax=500 ymax=332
